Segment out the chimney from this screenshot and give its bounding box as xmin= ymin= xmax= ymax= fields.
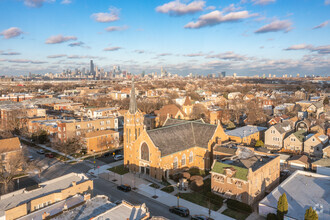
xmin=42 ymin=212 xmax=50 ymax=220
xmin=84 ymin=193 xmax=91 ymax=201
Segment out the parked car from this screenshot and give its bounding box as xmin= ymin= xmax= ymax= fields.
xmin=114 ymin=200 xmax=122 ymax=205
xmin=169 ymin=206 xmax=190 ymax=217
xmin=114 ymin=155 xmax=123 ymax=161
xmin=117 ymin=184 xmax=131 ymax=192
xmin=103 ymin=152 xmax=110 ymax=157
xmin=45 ymin=153 xmax=54 ymax=158
xmin=191 ymin=214 xmax=214 ymax=220
xmin=37 ymin=149 xmax=45 ymax=154
xmin=28 ymin=155 xmax=34 ymax=162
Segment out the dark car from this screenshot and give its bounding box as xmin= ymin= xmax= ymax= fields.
xmin=117 ymin=184 xmax=131 ymax=192
xmin=45 ymin=153 xmax=54 ymax=158
xmin=169 ymin=206 xmax=190 ymax=217
xmin=37 ymin=149 xmax=45 ymax=154
xmin=191 ymin=214 xmax=214 ymax=220
xmin=103 ymin=152 xmax=110 ymax=157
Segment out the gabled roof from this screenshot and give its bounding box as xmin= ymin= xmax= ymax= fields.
xmin=183 ymin=96 xmax=192 ymax=106
xmin=147 ymin=121 xmax=217 ymax=157
xmin=154 ymin=104 xmax=186 ymax=118
xmin=273 ymin=121 xmax=292 ymax=134
xmin=287 ymin=155 xmax=310 ymax=165
xmin=163 ymin=118 xmax=204 ymax=127
xmin=292 ymin=130 xmax=306 ymax=142
xmin=312 ymin=158 xmax=330 ymax=167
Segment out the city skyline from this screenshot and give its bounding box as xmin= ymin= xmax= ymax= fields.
xmin=1 ymin=0 xmax=330 ymax=76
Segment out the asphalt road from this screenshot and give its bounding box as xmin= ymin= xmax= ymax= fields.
xmin=23 ymin=145 xmax=187 ymax=219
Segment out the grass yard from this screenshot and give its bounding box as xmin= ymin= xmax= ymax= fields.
xmin=222 ymin=208 xmax=250 ymax=220
xmin=176 ymin=191 xmax=223 ymax=211
xmin=161 ymin=185 xmax=174 ymax=193
xmin=107 ymin=164 xmax=129 ymax=175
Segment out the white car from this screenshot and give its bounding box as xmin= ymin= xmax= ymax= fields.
xmin=114 ymin=155 xmax=123 ymax=161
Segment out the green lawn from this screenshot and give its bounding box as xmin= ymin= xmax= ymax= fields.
xmin=107 ymin=164 xmax=129 ymax=175
xmin=222 ymin=208 xmax=250 ymax=220
xmin=176 ymin=191 xmax=223 ymax=211
xmin=161 ymin=185 xmax=174 ymax=193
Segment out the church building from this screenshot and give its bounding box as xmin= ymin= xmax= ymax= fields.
xmin=124 ymin=79 xmax=229 ymax=180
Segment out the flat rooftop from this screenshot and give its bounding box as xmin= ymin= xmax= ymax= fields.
xmin=259 ymin=170 xmax=330 ymax=220
xmin=0 ymin=173 xmax=89 ymax=216
xmin=225 ymin=125 xmax=267 ymax=138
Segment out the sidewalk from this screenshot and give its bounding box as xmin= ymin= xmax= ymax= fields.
xmin=19 ymin=136 xmax=76 ymax=161
xmin=88 ymin=160 xmax=124 ymax=176
xmin=95 ymin=163 xmax=233 ymax=219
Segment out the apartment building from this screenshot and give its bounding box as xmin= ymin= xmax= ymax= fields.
xmin=0 ymin=137 xmax=22 ymax=171
xmin=210 ymin=147 xmax=280 ymax=205
xmin=0 ymin=173 xmax=93 ymax=220
xmin=84 ymin=129 xmax=120 ymax=153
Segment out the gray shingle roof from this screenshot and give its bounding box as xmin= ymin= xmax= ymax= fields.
xmin=147 ymin=121 xmax=217 ymax=157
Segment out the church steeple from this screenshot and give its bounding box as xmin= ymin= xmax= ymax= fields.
xmin=129 ymin=77 xmax=137 ymax=114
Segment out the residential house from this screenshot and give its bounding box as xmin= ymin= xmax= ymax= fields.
xmin=283 ymin=130 xmax=306 ymax=152
xmin=84 ymin=130 xmax=120 ymax=154
xmin=154 ymin=104 xmax=187 ymax=127
xmin=268 ymin=115 xmax=289 ymax=126
xmin=304 ymin=133 xmax=329 ymax=157
xmin=226 ymin=125 xmax=267 ymax=145
xmin=323 ymin=145 xmax=330 ymax=158
xmin=307 ymin=101 xmax=324 ymax=118
xmin=264 ymin=121 xmax=293 ymax=150
xmin=210 ymin=147 xmax=280 ymax=205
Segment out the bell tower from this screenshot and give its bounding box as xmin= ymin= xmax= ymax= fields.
xmin=124 ymin=77 xmax=144 ymax=167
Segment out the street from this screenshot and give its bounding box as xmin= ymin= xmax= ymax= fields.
xmin=26 ymin=147 xmax=186 ymax=219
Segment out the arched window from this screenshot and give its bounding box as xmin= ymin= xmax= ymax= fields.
xmin=189 ymin=151 xmax=193 ymax=163
xmin=181 ymin=154 xmax=186 ymax=166
xmin=141 ymin=143 xmax=149 ymax=161
xmin=173 ymin=157 xmax=178 ymax=169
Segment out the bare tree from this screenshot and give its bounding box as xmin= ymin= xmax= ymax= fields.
xmin=0 ymin=150 xmax=26 ymax=194
xmin=190 ymin=104 xmax=209 ymax=122
xmin=52 ymin=136 xmax=83 ymax=157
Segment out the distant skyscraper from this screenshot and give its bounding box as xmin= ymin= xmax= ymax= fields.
xmin=219 ymin=71 xmax=226 ymax=78
xmin=90 ymin=60 xmax=95 ymax=77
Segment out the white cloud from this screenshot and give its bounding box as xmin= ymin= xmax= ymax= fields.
xmin=47 ymin=54 xmax=67 ymax=58
xmin=312 ymin=20 xmax=329 ymax=30
xmin=156 ymin=0 xmax=205 ymax=16
xmin=157 ymin=53 xmax=172 ymax=56
xmin=91 ymin=7 xmax=120 ymax=23
xmin=207 ymin=51 xmax=249 ymax=61
xmin=45 ymin=35 xmax=77 ymax=44
xmin=68 ymin=41 xmax=85 ymax=47
xmin=255 ymin=19 xmax=293 ymax=33
xmin=61 ymin=0 xmax=71 ymax=4
xmin=134 ymin=50 xmax=145 ymax=54
xmin=1 ymin=52 xmax=21 ymax=55
xmin=103 ymin=47 xmax=122 ymax=51
xmin=184 ymin=10 xmax=257 ymax=29
xmin=252 ymin=0 xmax=276 ymax=5
xmin=222 ymin=4 xmax=242 ymax=13
xmin=105 ymin=25 xmax=128 ymax=32
xmin=0 ymin=27 xmax=23 ymax=39
xmin=325 ymin=0 xmax=330 ymax=5
xmin=7 ymin=59 xmax=47 ymax=64
xmin=284 ymin=44 xmax=312 ymax=50
xmin=284 ymin=44 xmax=330 ymax=54
xmin=23 ymin=0 xmax=55 ymax=8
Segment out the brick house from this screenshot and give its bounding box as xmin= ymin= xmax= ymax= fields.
xmin=210 ymin=147 xmax=280 ymax=205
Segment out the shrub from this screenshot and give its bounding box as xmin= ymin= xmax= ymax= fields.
xmin=190 ymin=175 xmax=203 ymax=182
xmin=227 ymin=199 xmax=253 ymax=213
xmin=190 ymin=179 xmax=204 ymax=192
xmin=267 ymin=213 xmax=278 ymax=220
xmin=182 ymin=172 xmax=191 ymax=180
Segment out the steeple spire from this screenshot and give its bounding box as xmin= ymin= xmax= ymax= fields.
xmin=129 ymin=77 xmax=137 ymax=114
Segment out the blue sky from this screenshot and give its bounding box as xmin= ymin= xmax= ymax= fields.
xmin=0 ymin=0 xmax=329 ymax=76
